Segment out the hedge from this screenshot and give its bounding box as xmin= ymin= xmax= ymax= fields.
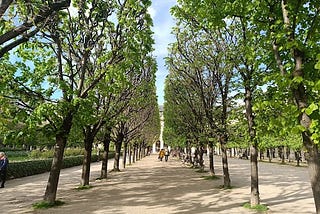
xmin=7 ymin=152 xmax=115 ymax=179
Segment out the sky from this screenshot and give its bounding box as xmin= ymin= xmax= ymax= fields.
xmin=149 ymin=0 xmax=177 ymax=106
xmin=8 ymin=1 xmax=177 ymax=106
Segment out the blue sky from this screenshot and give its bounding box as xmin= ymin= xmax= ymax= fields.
xmin=9 ymin=1 xmax=176 ymax=105
xmin=149 ymin=0 xmax=177 ymax=106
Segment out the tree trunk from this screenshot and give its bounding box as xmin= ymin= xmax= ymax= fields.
xmin=220 ymin=139 xmax=231 ymax=188
xmin=295 ymin=151 xmax=301 ymax=167
xmin=123 ymin=142 xmax=128 ymax=169
xmin=292 ymin=72 xmax=320 ymax=212
xmin=187 ymin=144 xmax=192 ymax=164
xmin=268 ymin=148 xmax=272 ymax=163
xmin=219 ymin=134 xmax=230 ymax=188
xmin=136 ymin=144 xmax=140 ymax=161
xmin=113 ymin=133 xmax=123 ymax=171
xmin=43 ymin=135 xmax=66 ymax=203
xmin=139 ymin=143 xmax=142 ymax=160
xmin=281 ymin=146 xmax=285 ymax=164
xmin=128 ymin=144 xmax=132 ymax=165
xmin=292 ymin=54 xmax=320 ymax=213
xmin=81 ymin=130 xmax=94 ymax=186
xmin=305 ymin=144 xmax=320 ymax=213
xmin=43 ymin=112 xmax=73 ymax=204
xmin=250 ymin=142 xmax=260 ymax=206
xmin=132 ymin=145 xmax=136 ymax=163
xmin=100 ymin=129 xmax=111 ymax=179
xmin=141 ymin=142 xmax=145 ymax=158
xmin=244 ymin=84 xmax=260 ymax=206
xmin=208 ymin=142 xmax=215 ymax=176
xmin=198 ymin=146 xmax=204 ymax=171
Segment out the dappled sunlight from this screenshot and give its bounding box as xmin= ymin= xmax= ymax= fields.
xmin=0 ymin=155 xmax=315 ymax=214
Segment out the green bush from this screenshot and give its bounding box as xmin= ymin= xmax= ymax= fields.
xmin=28 ymin=150 xmax=54 ymax=159
xmin=7 ymin=159 xmax=52 ymax=178
xmin=7 ymin=151 xmax=115 ymax=179
xmin=4 ymin=150 xmax=29 ymax=158
xmin=0 ymin=147 xmax=25 ymax=152
xmin=28 ymin=148 xmax=86 ymax=159
xmin=64 ymin=148 xmax=85 ymax=157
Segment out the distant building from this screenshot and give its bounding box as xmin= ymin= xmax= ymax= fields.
xmin=153 ymin=105 xmax=164 ymax=153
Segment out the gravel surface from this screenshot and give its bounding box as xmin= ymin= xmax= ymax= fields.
xmin=0 ymin=154 xmax=315 ymax=214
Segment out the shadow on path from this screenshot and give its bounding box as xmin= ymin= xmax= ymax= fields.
xmin=0 ymin=155 xmax=316 ymax=214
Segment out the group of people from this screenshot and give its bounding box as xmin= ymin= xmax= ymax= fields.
xmin=0 ymin=152 xmax=8 ymax=188
xmin=158 ymin=148 xmax=170 ymax=162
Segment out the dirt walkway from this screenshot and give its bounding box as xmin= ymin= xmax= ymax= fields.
xmin=0 ymin=155 xmax=315 ymax=214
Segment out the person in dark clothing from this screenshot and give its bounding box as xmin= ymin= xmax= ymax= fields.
xmin=164 ymin=149 xmax=170 ymax=162
xmin=0 ymin=152 xmax=9 ymax=188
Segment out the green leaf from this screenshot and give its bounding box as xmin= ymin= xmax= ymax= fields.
xmin=314 ymin=80 xmax=320 ymax=90
xmin=305 ymin=103 xmax=318 ymax=115
xmin=292 ymin=76 xmax=303 ymax=84
xmin=315 ymin=54 xmax=320 ymax=70
xmin=311 ymin=133 xmax=319 ymax=142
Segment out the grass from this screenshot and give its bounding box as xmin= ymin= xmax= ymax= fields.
xmin=201 ymin=175 xmax=220 ymax=180
xmin=76 ymin=185 xmax=92 ymax=190
xmin=218 ymin=185 xmax=234 ymax=189
xmin=243 ymin=202 xmax=268 ymax=212
xmin=32 ymin=200 xmax=65 ymax=209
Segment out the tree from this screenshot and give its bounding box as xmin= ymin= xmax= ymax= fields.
xmin=264 ymin=2 xmax=320 ymax=211
xmin=0 ymin=0 xmax=154 ymax=204
xmin=0 ymin=0 xmax=71 ymax=58
xmin=112 ymin=56 xmax=157 ymax=170
xmin=170 ymin=0 xmax=320 ymax=211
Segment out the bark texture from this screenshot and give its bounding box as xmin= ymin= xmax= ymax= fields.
xmin=100 ymin=131 xmax=111 ymax=179
xmin=220 ymin=135 xmax=231 ymax=188
xmin=81 ymin=130 xmax=94 ymax=186
xmin=44 ymin=112 xmax=73 ymax=203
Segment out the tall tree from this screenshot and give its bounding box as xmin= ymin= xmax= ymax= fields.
xmin=263 ymin=1 xmax=320 ymax=212
xmin=171 ymin=0 xmax=271 ymax=205
xmin=0 ymin=0 xmax=154 ymax=204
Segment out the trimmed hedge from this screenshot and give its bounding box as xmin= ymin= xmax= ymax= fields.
xmin=7 ymin=152 xmax=115 ymax=179
xmin=28 ymin=148 xmax=88 ymax=159
xmin=4 ymin=150 xmax=29 ymax=158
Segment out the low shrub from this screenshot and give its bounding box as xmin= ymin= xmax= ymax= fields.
xmin=0 ymin=147 xmax=25 ymax=152
xmin=7 ymin=159 xmax=52 ymax=178
xmin=28 ymin=150 xmax=54 ymax=159
xmin=7 ymin=151 xmax=114 ymax=179
xmin=4 ymin=150 xmax=29 ymax=158
xmin=64 ymin=148 xmax=85 ymax=157
xmin=28 ymin=148 xmax=86 ymax=159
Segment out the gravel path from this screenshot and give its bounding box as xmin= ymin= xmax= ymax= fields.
xmin=0 ymin=155 xmax=315 ymax=214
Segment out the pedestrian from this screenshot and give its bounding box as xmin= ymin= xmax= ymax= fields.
xmin=159 ymin=149 xmax=165 ymax=161
xmin=0 ymin=152 xmax=9 ymax=188
xmin=164 ymin=149 xmax=169 ymax=162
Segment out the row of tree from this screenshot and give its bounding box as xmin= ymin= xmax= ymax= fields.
xmin=0 ymin=0 xmax=160 ymax=205
xmin=163 ymin=0 xmax=320 ymax=213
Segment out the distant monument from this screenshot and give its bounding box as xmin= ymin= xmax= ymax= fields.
xmin=153 ymin=105 xmax=164 ymax=153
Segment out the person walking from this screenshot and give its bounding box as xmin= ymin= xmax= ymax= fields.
xmin=164 ymin=149 xmax=170 ymax=162
xmin=0 ymin=152 xmax=9 ymax=188
xmin=158 ymin=149 xmax=165 ymax=161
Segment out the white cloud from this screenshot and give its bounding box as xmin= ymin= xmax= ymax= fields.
xmin=148 ymin=7 xmax=156 ymax=19
xmin=153 ymin=25 xmax=175 ymax=57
